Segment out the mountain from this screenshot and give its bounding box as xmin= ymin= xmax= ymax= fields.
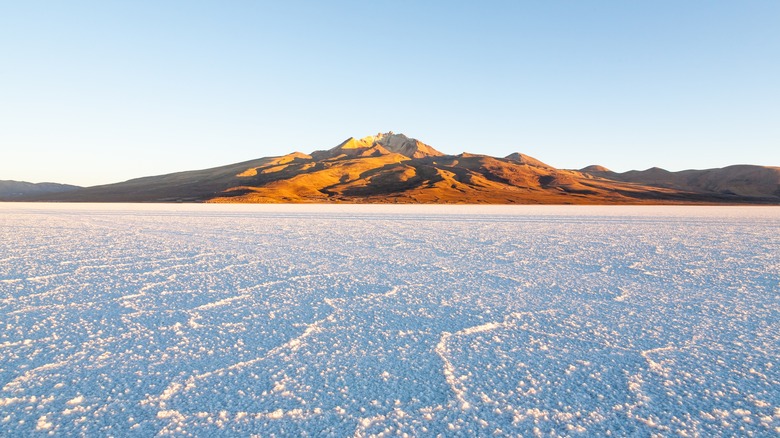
xmin=0 ymin=180 xmax=81 ymax=201
xmin=14 ymin=132 xmax=780 ymax=204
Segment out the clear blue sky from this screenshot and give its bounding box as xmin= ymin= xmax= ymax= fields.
xmin=2 ymin=1 xmax=778 ymax=186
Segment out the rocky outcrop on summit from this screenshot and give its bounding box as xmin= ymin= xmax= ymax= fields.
xmin=375 ymin=132 xmax=444 ymax=159
xmin=311 ymin=132 xmax=443 ymax=161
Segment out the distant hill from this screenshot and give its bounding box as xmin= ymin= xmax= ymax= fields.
xmin=579 ymin=165 xmax=780 ymax=199
xmin=0 ymin=180 xmax=81 ymax=201
xmin=14 ymin=132 xmax=780 ymax=204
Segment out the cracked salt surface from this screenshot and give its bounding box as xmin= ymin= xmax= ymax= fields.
xmin=1 ymin=204 xmax=778 ymax=436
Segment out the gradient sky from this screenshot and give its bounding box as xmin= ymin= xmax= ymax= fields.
xmin=2 ymin=1 xmax=778 ymax=186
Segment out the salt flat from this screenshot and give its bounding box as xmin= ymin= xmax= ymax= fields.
xmin=1 ymin=204 xmax=778 ymax=436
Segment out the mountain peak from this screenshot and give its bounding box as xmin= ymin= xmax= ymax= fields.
xmin=580 ymin=165 xmax=612 ymax=173
xmin=317 ymin=132 xmax=444 ymax=160
xmin=505 ymin=153 xmax=552 ymax=169
xmin=372 ymin=132 xmax=444 ymax=159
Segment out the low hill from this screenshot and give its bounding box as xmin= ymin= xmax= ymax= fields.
xmin=0 ymin=180 xmax=81 ymax=201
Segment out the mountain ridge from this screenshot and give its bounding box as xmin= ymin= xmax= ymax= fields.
xmin=582 ymin=164 xmax=780 ymax=199
xmin=9 ymin=132 xmax=780 ymax=204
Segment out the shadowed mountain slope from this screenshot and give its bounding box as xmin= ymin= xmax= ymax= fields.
xmin=18 ymin=132 xmax=780 ymax=204
xmin=0 ymin=180 xmax=81 ymax=201
xmin=580 ymin=165 xmax=780 ymax=199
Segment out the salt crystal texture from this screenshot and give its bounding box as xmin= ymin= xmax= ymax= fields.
xmin=0 ymin=204 xmax=777 ymax=436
